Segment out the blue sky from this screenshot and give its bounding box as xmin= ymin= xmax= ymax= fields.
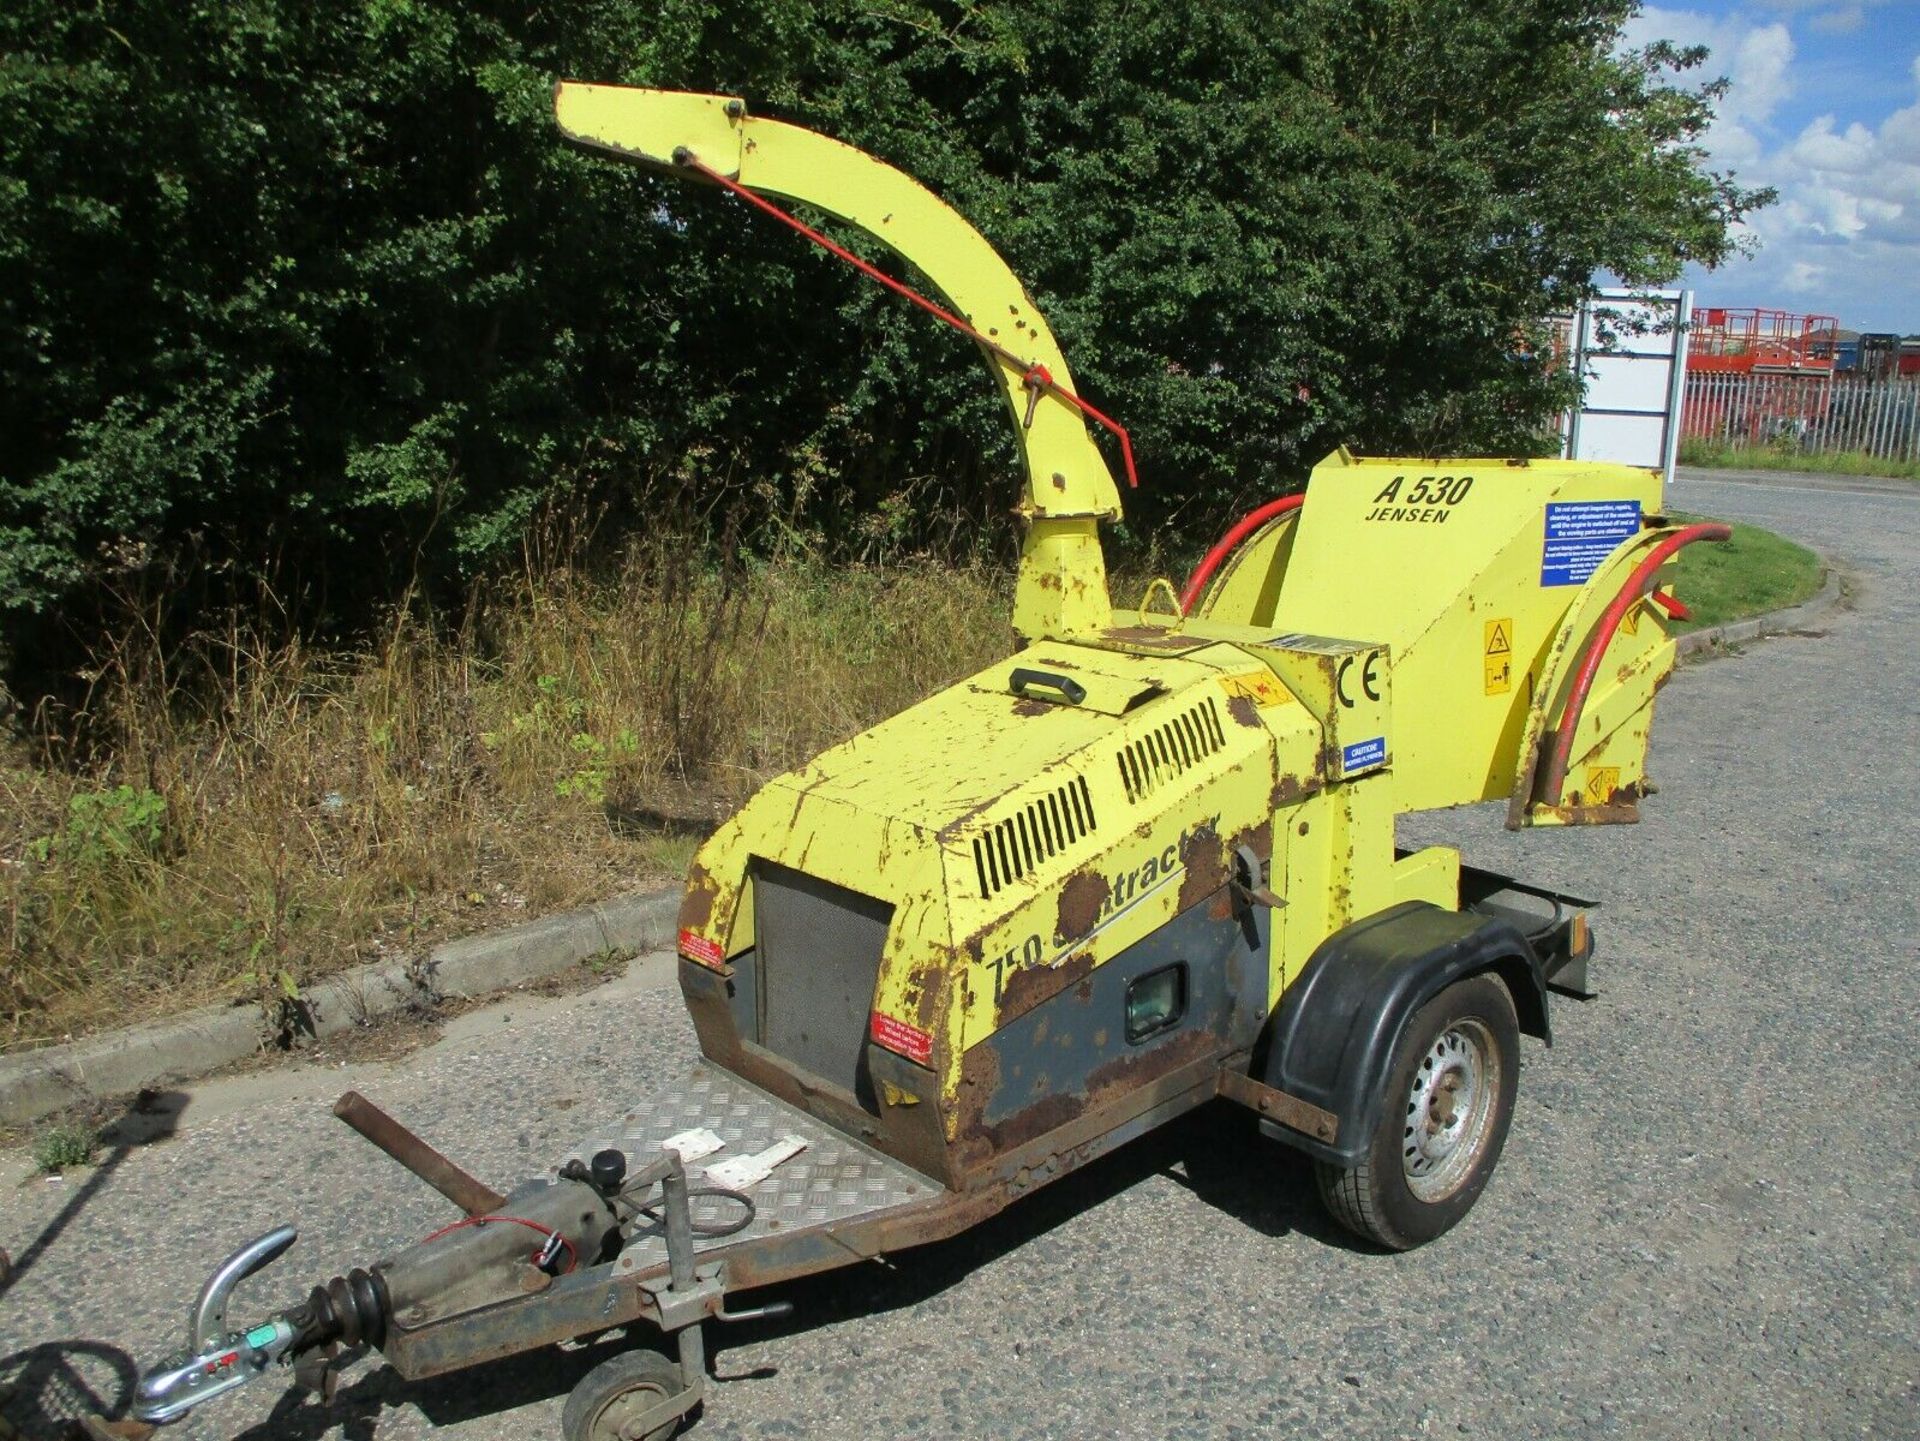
xmin=1622 ymin=0 xmax=1920 ymax=332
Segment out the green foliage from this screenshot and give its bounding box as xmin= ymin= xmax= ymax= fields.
xmin=32 ymin=1121 xmax=98 ymax=1173
xmin=27 ymin=785 xmax=166 ymax=867
xmin=481 ymin=671 xmax=639 ymax=804
xmin=1 ymin=0 xmax=1769 ymax=683
xmin=555 ymin=728 xmax=640 ymax=806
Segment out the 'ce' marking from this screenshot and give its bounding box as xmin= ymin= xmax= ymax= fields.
xmin=1336 ymin=652 xmax=1382 ymax=708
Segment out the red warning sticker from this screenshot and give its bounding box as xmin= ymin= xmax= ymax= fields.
xmin=869 ymin=1012 xmax=933 ymax=1066
xmin=677 ymin=929 xmax=726 ymax=969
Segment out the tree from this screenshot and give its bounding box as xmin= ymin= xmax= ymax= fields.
xmin=778 ymin=0 xmax=1767 ymax=529
xmin=0 ymin=0 xmax=1767 ymax=690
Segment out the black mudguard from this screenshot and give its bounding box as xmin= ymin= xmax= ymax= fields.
xmin=1259 ymin=901 xmax=1549 ymax=1167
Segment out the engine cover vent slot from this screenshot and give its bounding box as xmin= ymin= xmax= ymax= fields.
xmin=972 ymin=774 xmax=1097 ymax=898
xmin=1117 ymin=697 xmax=1225 ymax=803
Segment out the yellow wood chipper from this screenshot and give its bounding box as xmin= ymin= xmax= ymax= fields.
xmin=133 ymin=84 xmax=1726 ymax=1441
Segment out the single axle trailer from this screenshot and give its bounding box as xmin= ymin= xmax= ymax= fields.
xmin=134 ymin=84 xmax=1724 ymax=1441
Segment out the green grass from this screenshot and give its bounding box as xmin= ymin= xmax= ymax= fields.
xmin=1677 ymin=435 xmax=1920 ymax=481
xmin=1664 ymin=513 xmax=1826 ymax=633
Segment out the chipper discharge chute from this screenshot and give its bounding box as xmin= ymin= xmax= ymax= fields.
xmin=134 ymin=84 xmax=1726 ymax=1441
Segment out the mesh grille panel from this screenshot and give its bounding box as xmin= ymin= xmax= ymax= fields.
xmin=754 ymin=862 xmax=892 ymax=1112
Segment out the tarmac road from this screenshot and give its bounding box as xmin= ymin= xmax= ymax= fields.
xmin=3 ymin=468 xmax=1917 ymax=1440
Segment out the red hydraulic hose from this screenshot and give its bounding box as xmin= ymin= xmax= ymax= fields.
xmin=1179 ymin=495 xmax=1305 ymax=614
xmin=1537 ymin=522 xmax=1731 ymax=807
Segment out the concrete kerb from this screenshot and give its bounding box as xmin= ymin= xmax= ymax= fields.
xmin=0 ymin=887 xmax=681 ymax=1130
xmin=1676 ymin=556 xmax=1843 ymax=658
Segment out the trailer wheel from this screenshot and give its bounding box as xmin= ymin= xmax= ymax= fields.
xmin=562 ymin=1349 xmax=687 ymax=1441
xmin=1315 ymin=973 xmax=1518 ymax=1250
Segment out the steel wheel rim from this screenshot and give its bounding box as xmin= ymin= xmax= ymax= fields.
xmin=1402 ymin=1017 xmax=1500 ymax=1202
xmin=591 ymin=1382 xmax=669 ymax=1441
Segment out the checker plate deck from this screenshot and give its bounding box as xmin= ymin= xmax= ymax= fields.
xmin=573 ymin=1063 xmax=939 ymax=1272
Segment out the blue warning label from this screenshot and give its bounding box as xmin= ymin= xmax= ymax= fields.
xmin=1341 ymin=736 xmax=1387 ymax=774
xmin=1541 ymin=500 xmax=1641 ymax=587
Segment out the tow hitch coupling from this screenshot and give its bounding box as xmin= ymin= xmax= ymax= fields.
xmin=133 ymin=1225 xmax=300 ymax=1424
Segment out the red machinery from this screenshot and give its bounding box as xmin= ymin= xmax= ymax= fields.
xmin=1688 ymin=308 xmax=1839 ymax=376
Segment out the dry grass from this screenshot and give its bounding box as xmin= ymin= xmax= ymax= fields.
xmin=0 ymin=537 xmax=1014 ymax=1051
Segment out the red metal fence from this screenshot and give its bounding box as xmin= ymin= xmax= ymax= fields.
xmin=1682 ymin=371 xmax=1920 ymax=461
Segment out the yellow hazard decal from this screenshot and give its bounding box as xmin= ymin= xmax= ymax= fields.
xmin=1584 ymin=765 xmax=1620 ymax=804
xmin=1483 ymin=618 xmax=1512 ymax=696
xmin=1220 ymin=670 xmax=1294 ymax=707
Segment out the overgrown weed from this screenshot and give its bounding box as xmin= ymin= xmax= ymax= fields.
xmin=1 ymin=531 xmax=1013 ymax=1051
xmin=31 ymin=1121 xmax=98 ymax=1173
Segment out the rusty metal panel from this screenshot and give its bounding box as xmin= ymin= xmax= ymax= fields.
xmin=958 ymin=889 xmax=1266 ymax=1161
xmin=1215 ymin=1068 xmax=1339 ymax=1145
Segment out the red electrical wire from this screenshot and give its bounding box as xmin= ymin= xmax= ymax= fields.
xmin=1537 ymin=522 xmax=1730 ymax=807
xmin=1178 ymin=494 xmax=1305 ymax=614
xmin=419 ymin=1214 xmax=578 ymax=1274
xmin=677 ymin=151 xmax=1138 ymax=490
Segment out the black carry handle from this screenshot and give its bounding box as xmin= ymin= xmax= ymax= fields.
xmin=1008 ymin=667 xmax=1087 ymax=705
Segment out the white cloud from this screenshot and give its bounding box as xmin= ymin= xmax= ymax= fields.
xmin=1623 ymin=8 xmax=1796 ymax=175
xmin=1808 ymin=6 xmax=1867 ymax=37
xmin=1723 ymin=23 xmax=1800 ymax=125
xmin=1882 ymin=99 xmax=1920 ymax=163
xmin=1788 ymin=116 xmax=1876 ymax=175
xmin=1633 ymin=7 xmax=1920 ymax=329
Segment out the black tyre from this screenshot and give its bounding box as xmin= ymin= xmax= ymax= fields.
xmin=1315 ymin=972 xmax=1519 ymax=1250
xmin=561 ymin=1349 xmax=687 ymax=1441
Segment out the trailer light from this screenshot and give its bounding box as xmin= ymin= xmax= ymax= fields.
xmin=870 ymin=1012 xmax=933 ymax=1066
